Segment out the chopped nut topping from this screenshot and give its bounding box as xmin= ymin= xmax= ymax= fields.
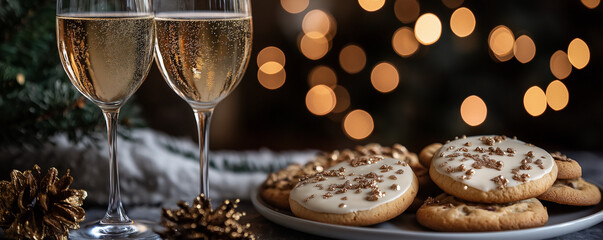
xmin=494 ymin=147 xmax=505 ymax=156
xmin=526 ymin=151 xmax=534 ymax=158
xmin=304 ymin=194 xmax=315 ymax=202
xmin=339 ymin=203 xmax=347 ymax=208
xmin=506 ymin=148 xmax=515 ymax=154
xmin=395 ymin=169 xmax=404 ymax=174
xmin=389 ymin=175 xmax=397 ymax=180
xmin=315 ymin=184 xmax=324 ymax=190
xmin=350 ymin=155 xmax=384 ymax=167
xmin=465 ymin=142 xmax=472 ymax=147
xmin=327 ymin=184 xmax=337 ymax=191
xmin=335 ymin=188 xmax=348 ymax=194
xmin=348 ymin=173 xmax=355 ymax=176
xmin=513 ymin=173 xmax=530 ymax=182
xmin=355 ymin=189 xmax=362 ymax=193
xmin=322 ymin=192 xmax=333 ymax=199
xmin=439 ymin=162 xmax=448 ymax=167
xmin=534 ymin=159 xmax=544 ymax=169
xmin=391 ymin=184 xmax=400 ymax=190
xmin=341 ymin=197 xmax=348 ymax=200
xmin=465 ymin=169 xmax=475 ymax=176
xmin=491 ymin=175 xmax=508 ymax=189
xmin=551 ymin=152 xmax=572 ymax=162
xmin=364 ymin=172 xmax=378 ymax=178
xmin=479 ymin=136 xmax=496 ymax=146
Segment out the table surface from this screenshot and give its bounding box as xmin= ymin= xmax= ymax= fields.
xmin=1 ymin=151 xmax=602 ymax=239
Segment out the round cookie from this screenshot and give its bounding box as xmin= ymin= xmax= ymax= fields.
xmin=261 ymin=143 xmax=419 ymax=210
xmin=538 ymin=178 xmax=601 ymax=206
xmin=430 ymin=135 xmax=558 ymax=203
xmin=419 ymin=143 xmax=442 ymax=168
xmin=551 ymin=152 xmax=582 ymax=180
xmin=289 ymin=156 xmax=418 ymax=226
xmin=416 ymin=193 xmax=549 ymax=232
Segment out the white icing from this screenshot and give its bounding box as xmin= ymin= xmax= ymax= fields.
xmin=290 ymin=158 xmax=414 ymax=214
xmin=432 ymin=135 xmax=554 ymax=192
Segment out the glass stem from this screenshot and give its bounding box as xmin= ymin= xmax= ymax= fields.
xmin=100 ymin=108 xmax=132 ymax=225
xmin=193 ymin=108 xmax=214 ymax=198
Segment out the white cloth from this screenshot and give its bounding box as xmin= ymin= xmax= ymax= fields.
xmin=0 ymin=129 xmax=317 ymax=205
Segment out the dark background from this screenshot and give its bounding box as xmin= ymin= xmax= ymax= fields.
xmin=135 ymin=0 xmax=603 ymax=153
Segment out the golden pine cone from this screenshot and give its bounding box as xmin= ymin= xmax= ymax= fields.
xmin=158 ymin=194 xmax=255 ymax=240
xmin=0 ymin=165 xmax=87 ymax=240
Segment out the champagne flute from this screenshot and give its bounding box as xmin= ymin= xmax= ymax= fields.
xmin=56 ymin=0 xmax=159 ymax=238
xmin=154 ymin=0 xmax=252 ymax=197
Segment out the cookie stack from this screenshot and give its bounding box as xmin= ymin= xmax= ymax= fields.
xmin=260 ymin=144 xmax=427 ymax=225
xmin=538 ymin=152 xmax=601 ymax=206
xmin=416 ymin=135 xmax=600 ymax=232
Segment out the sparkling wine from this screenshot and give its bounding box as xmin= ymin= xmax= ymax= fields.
xmin=57 ymin=14 xmax=154 ymax=106
xmin=154 ymin=12 xmax=252 ymax=106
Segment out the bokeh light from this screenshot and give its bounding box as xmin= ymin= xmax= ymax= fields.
xmin=339 ymin=44 xmax=367 ymax=74
xmin=392 ymin=27 xmax=420 ymax=57
xmin=442 ymin=0 xmax=464 ymax=9
xmin=280 ymin=0 xmax=309 ymax=14
xmin=513 ymin=35 xmax=536 ymax=64
xmin=333 ymin=85 xmax=351 ymax=113
xmin=488 ymin=25 xmax=514 ymax=60
xmin=550 ymin=50 xmax=572 ymax=80
xmin=300 ymin=34 xmax=329 ymax=60
xmin=257 ymin=46 xmax=285 ymax=68
xmin=567 ymin=38 xmax=590 ymax=69
xmin=343 ymin=109 xmax=374 ymax=140
xmin=394 ymin=0 xmax=420 ymax=24
xmin=523 ymin=86 xmax=547 ymax=117
xmin=358 ymin=0 xmax=386 ymax=12
xmin=415 ymin=13 xmax=442 ymax=45
xmin=16 ymin=73 xmax=25 ymax=85
xmin=546 ymin=80 xmax=569 ymax=111
xmin=308 ymin=65 xmax=337 ymax=88
xmin=302 ymin=10 xmax=331 ymax=39
xmin=460 ymin=95 xmax=487 ymax=126
xmin=306 ymin=85 xmax=336 ymax=115
xmin=450 ymin=7 xmax=476 ymax=38
xmin=581 ymin=0 xmax=600 ymax=9
xmin=257 ymin=67 xmax=286 ymax=90
xmin=370 ymin=62 xmax=399 ymax=93
xmin=259 ymin=61 xmax=284 ymax=74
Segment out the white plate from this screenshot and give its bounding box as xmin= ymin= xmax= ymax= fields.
xmin=251 ymin=186 xmax=603 ymax=240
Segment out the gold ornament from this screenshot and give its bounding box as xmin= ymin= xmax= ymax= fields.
xmin=158 ymin=194 xmax=255 ymax=240
xmin=0 ymin=165 xmax=87 ymax=240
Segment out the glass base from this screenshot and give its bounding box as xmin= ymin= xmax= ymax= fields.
xmin=69 ymin=220 xmax=161 ymax=239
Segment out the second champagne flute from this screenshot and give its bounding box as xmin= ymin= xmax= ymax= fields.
xmin=153 ymin=0 xmax=253 ymax=197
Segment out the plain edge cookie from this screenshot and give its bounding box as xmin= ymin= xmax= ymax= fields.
xmin=288 ymin=173 xmax=419 ymax=226
xmin=429 ymin=163 xmax=558 ymax=203
xmin=419 ymin=143 xmax=442 ymax=169
xmin=261 ymin=187 xmax=291 ymax=210
xmin=416 ymin=195 xmax=549 ymax=232
xmin=555 ymin=160 xmax=582 ymax=180
xmin=538 ymin=178 xmax=601 ymax=206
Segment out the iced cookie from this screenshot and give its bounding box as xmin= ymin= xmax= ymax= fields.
xmin=419 ymin=143 xmax=442 ymax=168
xmin=551 ymin=152 xmax=582 ymax=180
xmin=416 ymin=193 xmax=548 ymax=232
xmin=430 ymin=135 xmax=558 ymax=203
xmin=289 ymin=156 xmax=418 ymax=226
xmin=538 ymin=178 xmax=601 ymax=206
xmin=261 ymin=143 xmax=418 ymax=210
